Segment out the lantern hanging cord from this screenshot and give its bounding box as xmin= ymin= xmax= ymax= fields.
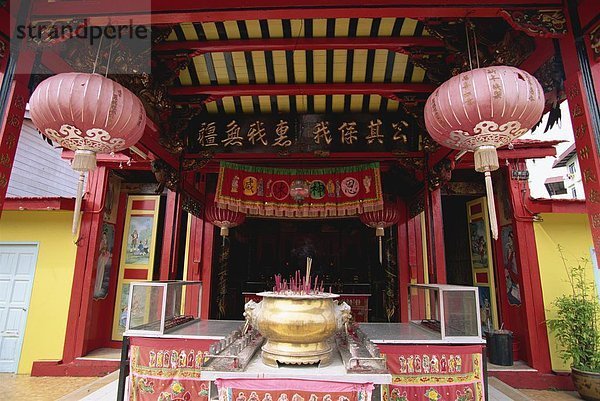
xmin=92 ymin=34 xmax=104 ymax=74
xmin=104 ymin=39 xmax=114 ymax=78
xmin=465 ymin=21 xmax=473 ymax=71
xmin=472 ymin=24 xmax=480 ymax=69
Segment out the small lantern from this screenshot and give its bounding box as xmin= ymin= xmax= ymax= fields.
xmin=424 ymin=66 xmax=544 ymax=239
xmin=290 ymin=179 xmax=310 ymax=203
xmin=205 ymin=203 xmax=246 ymax=239
xmin=29 ymin=73 xmax=146 ymax=234
xmin=360 ymin=202 xmax=400 ymax=264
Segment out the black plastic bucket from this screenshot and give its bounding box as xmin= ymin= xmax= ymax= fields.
xmin=487 ymin=329 xmax=513 ymax=366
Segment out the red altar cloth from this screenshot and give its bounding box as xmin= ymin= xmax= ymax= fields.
xmin=129 ymin=337 xmax=214 ymax=401
xmin=379 ymin=345 xmax=485 ymax=401
xmin=216 ymin=378 xmax=374 ymax=401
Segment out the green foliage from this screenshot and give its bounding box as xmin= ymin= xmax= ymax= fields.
xmin=547 ymin=246 xmax=600 ymax=372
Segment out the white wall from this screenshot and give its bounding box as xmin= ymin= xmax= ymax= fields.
xmin=523 ymin=101 xmax=583 ymax=200
xmin=7 ymin=119 xmax=80 ymax=198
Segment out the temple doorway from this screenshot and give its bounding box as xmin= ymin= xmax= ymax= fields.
xmin=208 ymin=217 xmax=398 ymax=322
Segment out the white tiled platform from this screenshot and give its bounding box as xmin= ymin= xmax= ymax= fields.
xmin=70 ymin=376 xmax=530 ymax=401
xmin=79 ymin=380 xmax=119 ymax=401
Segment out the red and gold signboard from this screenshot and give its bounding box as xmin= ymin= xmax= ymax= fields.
xmin=216 ymin=162 xmax=383 ymax=218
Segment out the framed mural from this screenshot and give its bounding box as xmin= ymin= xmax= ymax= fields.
xmin=501 ymin=225 xmax=521 ymax=306
xmin=103 ymin=173 xmax=122 ymax=224
xmin=466 ymin=197 xmax=499 ymax=332
xmin=93 ymin=223 xmax=115 ymax=299
xmin=469 ymin=219 xmax=489 ymax=269
xmin=112 ymin=195 xmax=161 ymax=340
xmin=125 ymin=215 xmax=155 ymax=265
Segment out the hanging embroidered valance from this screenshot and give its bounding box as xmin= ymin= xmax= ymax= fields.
xmin=215 ymin=162 xmax=383 ymax=217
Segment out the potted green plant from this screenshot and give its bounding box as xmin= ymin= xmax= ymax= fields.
xmin=547 ymin=248 xmax=600 ymax=401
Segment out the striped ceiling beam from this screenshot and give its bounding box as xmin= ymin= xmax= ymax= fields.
xmin=31 ymin=1 xmax=563 ymax=25
xmin=169 ymin=82 xmax=436 ymax=97
xmin=155 ymin=36 xmax=443 ymax=54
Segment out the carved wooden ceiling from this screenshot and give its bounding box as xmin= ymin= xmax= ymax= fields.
xmin=164 ymin=17 xmax=432 ymax=114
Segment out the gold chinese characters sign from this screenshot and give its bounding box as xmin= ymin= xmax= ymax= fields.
xmin=186 ymin=113 xmax=419 ymax=155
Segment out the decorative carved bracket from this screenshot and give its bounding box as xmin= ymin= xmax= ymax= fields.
xmin=500 ymin=9 xmax=567 ymax=38
xmin=428 ymin=158 xmax=455 ymax=190
xmin=408 ymin=194 xmax=425 ymax=218
xmin=590 ymin=23 xmax=600 ymax=61
xmin=182 ymin=195 xmax=203 ymax=217
xmin=150 ymin=159 xmax=180 ymax=193
xmin=397 ymin=157 xmax=425 ymax=172
xmin=182 ymin=151 xmax=214 ymax=171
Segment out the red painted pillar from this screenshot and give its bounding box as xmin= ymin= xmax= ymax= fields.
xmin=61 ymin=167 xmax=109 ymax=364
xmin=200 ymin=219 xmax=215 ymax=319
xmin=396 ymin=199 xmax=410 ymax=322
xmin=424 ymin=188 xmax=447 ymax=284
xmin=185 ymin=215 xmax=205 ymax=316
xmin=0 ymin=50 xmax=33 ymax=214
xmin=561 ymin=3 xmax=600 ymax=268
xmin=506 ymin=163 xmax=552 ymax=373
xmin=159 ymin=191 xmax=184 ymax=280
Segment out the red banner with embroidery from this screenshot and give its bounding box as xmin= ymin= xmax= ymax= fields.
xmin=216 ymin=378 xmax=374 ymax=401
xmin=215 ymin=162 xmax=383 ymax=217
xmin=129 ymin=337 xmax=214 ymax=401
xmin=379 ymin=344 xmax=485 ymax=401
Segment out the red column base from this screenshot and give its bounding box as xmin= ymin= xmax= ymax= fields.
xmin=489 ymin=371 xmax=575 ymax=391
xmin=31 ymin=359 xmax=119 ymax=377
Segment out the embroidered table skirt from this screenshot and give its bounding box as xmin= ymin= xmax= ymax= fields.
xmin=379 ymin=345 xmax=485 ymax=401
xmin=216 ymin=378 xmax=374 ymax=401
xmin=129 ymin=337 xmax=214 ymax=401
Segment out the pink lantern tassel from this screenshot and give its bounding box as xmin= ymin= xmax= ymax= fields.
xmin=72 ymin=171 xmax=85 ymax=235
xmin=484 ymin=172 xmax=499 ymax=240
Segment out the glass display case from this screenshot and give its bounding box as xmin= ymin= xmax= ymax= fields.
xmin=408 ymin=284 xmax=482 ymax=343
xmin=124 ymin=281 xmax=202 ymax=337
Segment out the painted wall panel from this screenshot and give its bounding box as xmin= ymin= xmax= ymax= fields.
xmin=533 ymin=213 xmax=594 ymax=372
xmin=0 ymin=211 xmax=77 ymax=374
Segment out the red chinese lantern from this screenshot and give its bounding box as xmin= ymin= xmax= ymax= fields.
xmin=205 ymin=203 xmax=246 ymax=238
xmin=360 ymin=202 xmax=400 ymax=264
xmin=29 ymin=73 xmax=146 ymax=233
xmin=424 ymin=66 xmax=544 ymax=239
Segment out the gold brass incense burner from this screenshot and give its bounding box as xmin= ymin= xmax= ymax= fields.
xmin=244 ymin=292 xmax=351 ymax=367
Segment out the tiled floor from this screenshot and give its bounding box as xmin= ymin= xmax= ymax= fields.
xmin=78 ymin=348 xmax=121 ymax=361
xmin=58 ymin=371 xmax=120 ymax=401
xmin=487 ymin=360 xmax=537 ymax=372
xmin=0 ymin=374 xmax=97 ymax=401
xmin=520 ymin=389 xmax=581 ymax=401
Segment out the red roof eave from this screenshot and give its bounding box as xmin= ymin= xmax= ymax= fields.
xmin=527 ymin=197 xmax=587 ymax=214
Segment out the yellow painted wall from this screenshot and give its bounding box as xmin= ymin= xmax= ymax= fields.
xmin=534 ymin=213 xmax=594 ymax=372
xmin=0 ymin=211 xmax=77 ymax=374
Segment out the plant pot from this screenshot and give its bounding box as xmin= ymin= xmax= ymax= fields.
xmin=572 ymin=367 xmax=600 ymax=401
